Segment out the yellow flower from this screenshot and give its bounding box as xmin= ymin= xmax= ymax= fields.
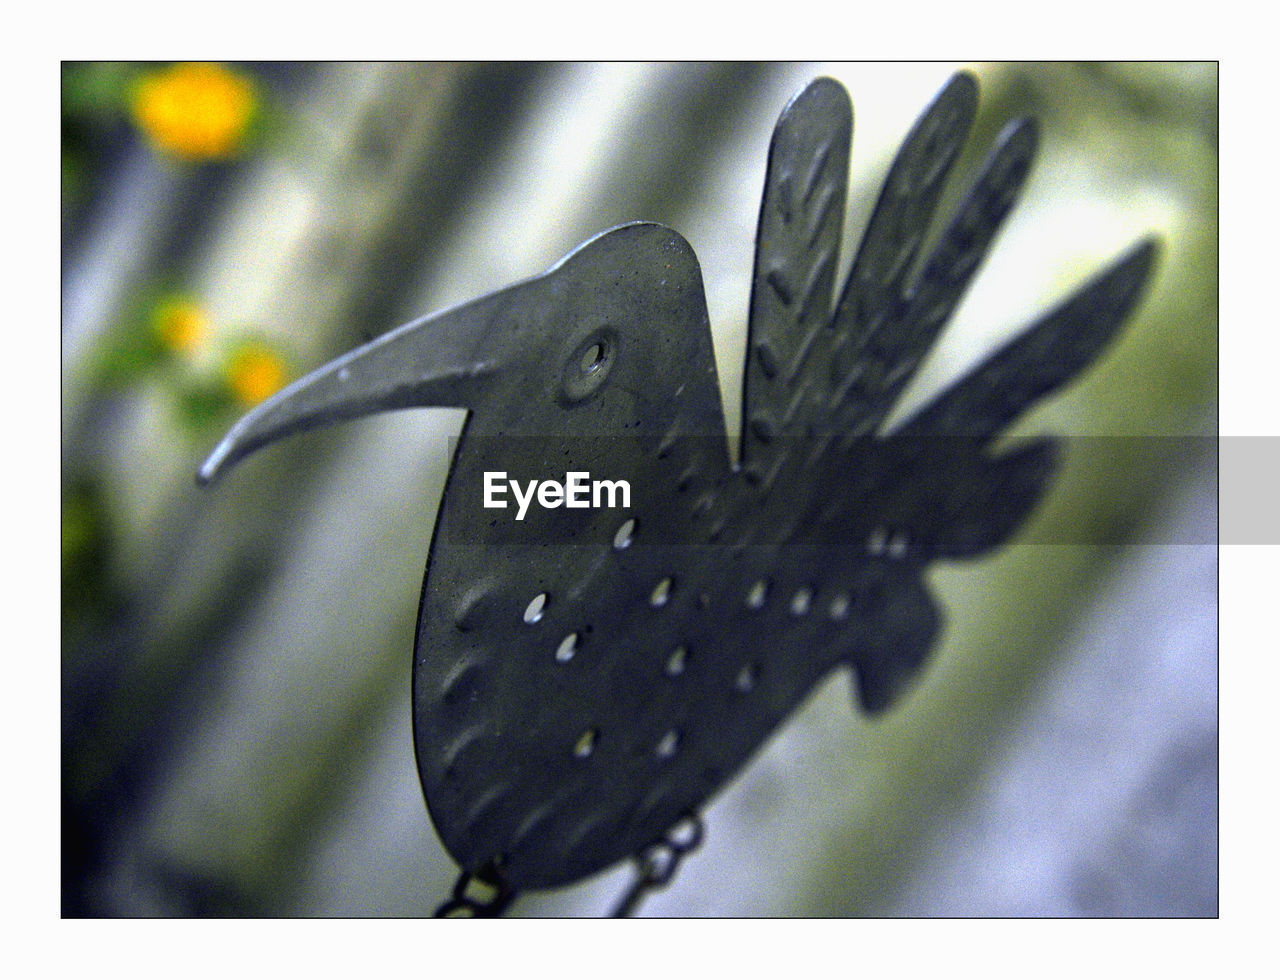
xmin=226 ymin=344 xmax=287 ymax=405
xmin=153 ymin=298 xmax=207 ymax=354
xmin=131 ymin=63 xmax=256 ymax=161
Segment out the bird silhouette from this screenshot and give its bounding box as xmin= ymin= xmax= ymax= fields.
xmin=199 ymin=72 xmax=1158 ymax=894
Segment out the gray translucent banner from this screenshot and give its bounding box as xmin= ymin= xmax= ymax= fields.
xmin=441 ymin=435 xmax=1228 ymax=547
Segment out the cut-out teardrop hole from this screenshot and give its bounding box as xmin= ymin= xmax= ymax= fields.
xmin=655 ymin=729 xmax=680 ymax=759
xmin=745 ymin=579 xmax=769 ymax=609
xmin=523 ymin=592 xmax=548 ymax=624
xmin=887 ymin=531 xmax=910 ymax=559
xmin=573 ymin=729 xmax=598 ymax=759
xmin=735 ymin=664 xmax=758 ymax=693
xmin=665 ymin=646 xmax=688 ymax=677
xmin=790 ymin=587 xmax=813 ymax=616
xmin=650 ymin=577 xmax=673 ymax=607
xmin=613 ymin=517 xmax=636 ymax=550
xmin=868 ymin=526 xmax=888 ymax=556
xmin=829 ymin=593 xmax=851 ymax=621
xmin=555 ymin=632 xmax=579 ymax=662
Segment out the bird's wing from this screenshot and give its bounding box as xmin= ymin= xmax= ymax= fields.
xmin=885 ymin=436 xmax=1062 ymax=559
xmin=843 ymin=240 xmax=1158 ymax=566
xmin=829 ymin=116 xmax=1038 ymax=441
xmin=741 ymin=77 xmax=850 ymax=476
xmin=742 ymin=73 xmax=986 ymax=482
xmin=831 ymin=73 xmax=978 ymax=373
xmin=896 ymin=237 xmax=1160 ymax=441
xmin=924 ymin=437 xmax=1061 ymax=558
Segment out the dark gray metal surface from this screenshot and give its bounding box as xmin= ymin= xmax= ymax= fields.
xmin=199 ymin=73 xmax=1157 ymax=894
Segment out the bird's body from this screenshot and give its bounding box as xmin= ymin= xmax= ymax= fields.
xmin=200 ymin=73 xmax=1157 ymax=893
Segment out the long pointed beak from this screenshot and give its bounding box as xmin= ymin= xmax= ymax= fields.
xmin=198 ymin=289 xmax=509 ymax=485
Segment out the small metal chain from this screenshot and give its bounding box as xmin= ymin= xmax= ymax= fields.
xmin=434 ymin=861 xmax=517 ymax=917
xmin=610 ymin=814 xmax=704 ymax=917
xmin=434 ymin=818 xmax=703 ymax=917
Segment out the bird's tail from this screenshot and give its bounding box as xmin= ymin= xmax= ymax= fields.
xmin=895 ymin=237 xmax=1160 ymax=442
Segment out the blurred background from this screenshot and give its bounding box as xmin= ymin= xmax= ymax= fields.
xmin=61 ymin=61 xmax=1217 ymax=916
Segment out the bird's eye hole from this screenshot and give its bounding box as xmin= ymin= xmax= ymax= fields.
xmin=581 ymin=343 xmax=605 ymax=375
xmin=561 ymin=328 xmax=617 ymax=404
xmin=523 ymin=592 xmax=548 ymax=624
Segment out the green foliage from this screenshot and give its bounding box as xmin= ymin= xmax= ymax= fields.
xmin=61 ymin=478 xmax=112 ymax=613
xmin=62 ymin=62 xmax=142 ymax=120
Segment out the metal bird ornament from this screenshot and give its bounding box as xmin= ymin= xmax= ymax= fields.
xmin=199 ymin=71 xmax=1157 ymax=913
